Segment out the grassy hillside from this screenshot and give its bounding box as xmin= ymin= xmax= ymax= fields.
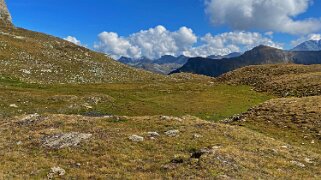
xmin=224 ymin=96 xmax=321 ymax=154
xmin=218 ymin=64 xmax=321 ymax=97
xmin=0 ymin=27 xmax=171 ymax=83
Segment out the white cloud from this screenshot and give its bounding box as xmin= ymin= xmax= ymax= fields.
xmin=94 ymin=32 xmax=141 ymax=59
xmin=291 ymin=33 xmax=321 ymax=47
xmin=64 ymin=36 xmax=82 ymax=46
xmin=183 ymin=31 xmax=283 ymax=57
xmin=94 ymin=25 xmax=281 ymax=59
xmin=205 ymin=0 xmax=321 ymax=35
xmin=94 ymin=25 xmax=197 ymax=59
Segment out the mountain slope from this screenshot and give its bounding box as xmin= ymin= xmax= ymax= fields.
xmin=218 ymin=64 xmax=321 ymax=97
xmin=0 ymin=27 xmax=168 ymax=84
xmin=292 ymin=40 xmax=321 ymax=51
xmin=207 ymin=52 xmax=242 ymax=59
xmin=225 ymin=96 xmax=321 ymax=154
xmin=119 ymin=55 xmax=189 ymax=74
xmin=172 ymin=45 xmax=321 ymax=77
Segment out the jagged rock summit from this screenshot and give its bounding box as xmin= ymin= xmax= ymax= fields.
xmin=0 ymin=0 xmax=12 ymax=27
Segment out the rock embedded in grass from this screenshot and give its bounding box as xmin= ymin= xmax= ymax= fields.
xmin=9 ymin=104 xmax=18 ymax=108
xmin=148 ymin=132 xmax=160 ymax=137
xmin=165 ymin=130 xmax=180 ymax=137
xmin=42 ymin=132 xmax=92 ymax=149
xmin=47 ymin=167 xmax=66 ymax=179
xmin=290 ymin=161 xmax=306 ymax=168
xmin=17 ymin=113 xmax=43 ymax=125
xmin=129 ymin=135 xmax=144 ymax=142
xmin=160 ymin=115 xmax=183 ymax=122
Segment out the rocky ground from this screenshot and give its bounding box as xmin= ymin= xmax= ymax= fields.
xmin=1 ymin=114 xmax=320 ymax=179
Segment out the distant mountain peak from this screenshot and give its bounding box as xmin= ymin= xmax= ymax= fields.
xmin=253 ymin=45 xmax=278 ymax=50
xmin=0 ymin=0 xmax=13 ymax=27
xmin=292 ymin=40 xmax=321 ymax=51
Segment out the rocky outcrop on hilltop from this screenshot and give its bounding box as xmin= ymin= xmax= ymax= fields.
xmin=0 ymin=0 xmax=13 ymax=27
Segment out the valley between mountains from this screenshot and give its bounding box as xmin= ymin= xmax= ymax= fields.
xmin=1 ymin=2 xmax=321 ymax=179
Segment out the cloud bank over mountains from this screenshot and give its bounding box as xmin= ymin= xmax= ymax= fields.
xmin=94 ymin=26 xmax=281 ymax=59
xmin=205 ymin=0 xmax=321 ymax=35
xmin=70 ymin=0 xmax=321 ymax=59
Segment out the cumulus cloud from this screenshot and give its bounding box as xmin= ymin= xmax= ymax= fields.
xmin=183 ymin=31 xmax=283 ymax=57
xmin=291 ymin=33 xmax=321 ymax=47
xmin=94 ymin=25 xmax=281 ymax=59
xmin=64 ymin=36 xmax=82 ymax=46
xmin=205 ymin=0 xmax=321 ymax=35
xmin=94 ymin=25 xmax=197 ymax=59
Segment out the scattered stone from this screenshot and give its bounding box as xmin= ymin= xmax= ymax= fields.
xmin=129 ymin=135 xmax=144 ymax=142
xmin=221 ymin=114 xmax=244 ymax=123
xmin=304 ymin=158 xmax=314 ymax=164
xmin=193 ymin=133 xmax=203 ymax=138
xmin=21 ymin=69 xmax=31 ymax=74
xmin=170 ymin=157 xmax=184 ymax=164
xmin=18 ymin=113 xmax=42 ymax=125
xmin=290 ymin=161 xmax=305 ymax=168
xmin=148 ymin=132 xmax=160 ymax=137
xmin=47 ymin=167 xmax=66 ymax=179
xmin=83 ymin=103 xmax=93 ymax=109
xmin=190 ymin=146 xmax=219 ymax=159
xmin=42 ymin=132 xmax=92 ymax=149
xmin=9 ymin=104 xmax=18 ymax=108
xmin=160 ymin=116 xmax=183 ymax=121
xmin=16 ymin=141 xmax=22 ymax=145
xmin=165 ymin=130 xmax=180 ymax=137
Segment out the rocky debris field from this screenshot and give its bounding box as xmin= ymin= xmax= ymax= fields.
xmin=0 ymin=113 xmax=320 ymax=179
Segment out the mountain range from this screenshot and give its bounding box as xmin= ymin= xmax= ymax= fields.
xmin=118 ymin=52 xmax=242 ymax=74
xmin=292 ymin=40 xmax=321 ymax=51
xmin=171 ymin=45 xmax=321 ymax=77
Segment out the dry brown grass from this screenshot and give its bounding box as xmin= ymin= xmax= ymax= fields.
xmin=218 ymin=64 xmax=321 ymax=97
xmin=0 ymin=114 xmax=320 ymax=179
xmin=226 ymin=96 xmax=321 ymax=155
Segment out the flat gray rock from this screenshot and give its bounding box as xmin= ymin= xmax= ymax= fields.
xmin=42 ymin=132 xmax=92 ymax=149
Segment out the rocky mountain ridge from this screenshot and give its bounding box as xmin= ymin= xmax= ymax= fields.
xmin=171 ymin=45 xmax=321 ymax=77
xmin=292 ymin=40 xmax=321 ymax=51
xmin=0 ymin=0 xmax=12 ymax=27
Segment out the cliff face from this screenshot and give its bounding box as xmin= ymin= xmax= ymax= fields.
xmin=0 ymin=0 xmax=13 ymax=27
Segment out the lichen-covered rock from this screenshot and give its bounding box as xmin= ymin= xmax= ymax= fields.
xmin=42 ymin=132 xmax=92 ymax=149
xmin=47 ymin=167 xmax=66 ymax=179
xmin=129 ymin=135 xmax=144 ymax=142
xmin=165 ymin=130 xmax=180 ymax=137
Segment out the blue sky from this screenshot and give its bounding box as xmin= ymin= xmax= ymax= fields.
xmin=7 ymin=0 xmax=321 ymax=58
